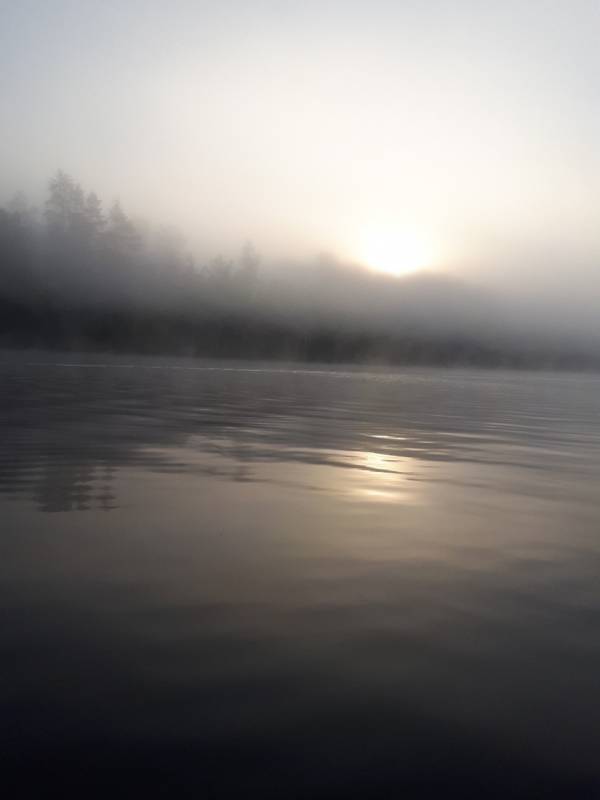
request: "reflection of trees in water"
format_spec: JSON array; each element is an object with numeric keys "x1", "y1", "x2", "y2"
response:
[
  {"x1": 35, "y1": 459, "x2": 95, "y2": 512},
  {"x1": 2, "y1": 359, "x2": 570, "y2": 513},
  {"x1": 0, "y1": 427, "x2": 257, "y2": 513},
  {"x1": 0, "y1": 451, "x2": 118, "y2": 513},
  {"x1": 97, "y1": 463, "x2": 118, "y2": 511},
  {"x1": 0, "y1": 430, "x2": 176, "y2": 513},
  {"x1": 32, "y1": 460, "x2": 118, "y2": 513}
]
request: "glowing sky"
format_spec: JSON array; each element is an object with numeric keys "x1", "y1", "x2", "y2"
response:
[{"x1": 2, "y1": 0, "x2": 599, "y2": 284}]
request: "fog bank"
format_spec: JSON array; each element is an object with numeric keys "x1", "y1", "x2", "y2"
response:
[{"x1": 1, "y1": 173, "x2": 599, "y2": 369}]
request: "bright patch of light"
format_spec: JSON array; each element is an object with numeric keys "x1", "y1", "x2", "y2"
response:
[{"x1": 357, "y1": 226, "x2": 436, "y2": 277}]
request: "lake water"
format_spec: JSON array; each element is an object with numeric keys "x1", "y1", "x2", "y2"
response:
[{"x1": 2, "y1": 352, "x2": 600, "y2": 797}]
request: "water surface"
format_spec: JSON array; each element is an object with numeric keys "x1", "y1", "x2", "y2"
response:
[{"x1": 2, "y1": 352, "x2": 600, "y2": 797}]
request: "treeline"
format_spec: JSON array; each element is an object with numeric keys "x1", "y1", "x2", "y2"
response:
[
  {"x1": 0, "y1": 171, "x2": 260, "y2": 312},
  {"x1": 0, "y1": 172, "x2": 597, "y2": 368},
  {"x1": 0, "y1": 171, "x2": 287, "y2": 355}
]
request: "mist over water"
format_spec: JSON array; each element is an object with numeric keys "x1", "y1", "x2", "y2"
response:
[{"x1": 2, "y1": 354, "x2": 600, "y2": 796}]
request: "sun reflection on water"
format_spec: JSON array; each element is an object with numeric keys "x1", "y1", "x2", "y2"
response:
[{"x1": 348, "y1": 449, "x2": 420, "y2": 503}]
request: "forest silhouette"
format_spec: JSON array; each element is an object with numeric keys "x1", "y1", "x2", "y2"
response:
[{"x1": 1, "y1": 172, "x2": 597, "y2": 369}]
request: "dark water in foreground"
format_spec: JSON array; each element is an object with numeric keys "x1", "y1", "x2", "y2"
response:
[{"x1": 2, "y1": 352, "x2": 600, "y2": 798}]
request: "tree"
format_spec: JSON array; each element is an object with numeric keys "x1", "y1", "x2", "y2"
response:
[
  {"x1": 84, "y1": 192, "x2": 104, "y2": 239},
  {"x1": 45, "y1": 170, "x2": 84, "y2": 235},
  {"x1": 105, "y1": 201, "x2": 140, "y2": 257},
  {"x1": 0, "y1": 208, "x2": 27, "y2": 298}
]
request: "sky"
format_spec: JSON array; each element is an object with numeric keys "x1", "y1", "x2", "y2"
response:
[{"x1": 1, "y1": 0, "x2": 599, "y2": 293}]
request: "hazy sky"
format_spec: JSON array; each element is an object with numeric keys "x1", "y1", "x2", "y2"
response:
[{"x1": 2, "y1": 0, "x2": 598, "y2": 287}]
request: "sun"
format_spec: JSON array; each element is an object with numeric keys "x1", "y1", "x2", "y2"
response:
[{"x1": 357, "y1": 227, "x2": 435, "y2": 277}]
